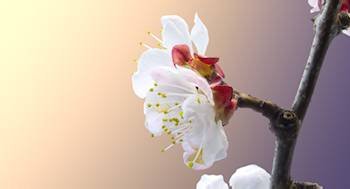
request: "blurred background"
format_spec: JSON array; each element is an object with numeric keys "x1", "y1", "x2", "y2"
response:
[{"x1": 0, "y1": 0, "x2": 349, "y2": 188}]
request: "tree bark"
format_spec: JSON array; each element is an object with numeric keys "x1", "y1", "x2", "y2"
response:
[{"x1": 235, "y1": 0, "x2": 348, "y2": 188}]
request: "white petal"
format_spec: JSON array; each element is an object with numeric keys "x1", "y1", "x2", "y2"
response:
[
  {"x1": 191, "y1": 13, "x2": 209, "y2": 55},
  {"x1": 150, "y1": 66, "x2": 213, "y2": 104},
  {"x1": 161, "y1": 15, "x2": 192, "y2": 52},
  {"x1": 132, "y1": 48, "x2": 173, "y2": 98},
  {"x1": 181, "y1": 95, "x2": 228, "y2": 170},
  {"x1": 203, "y1": 120, "x2": 228, "y2": 163},
  {"x1": 144, "y1": 110, "x2": 165, "y2": 136},
  {"x1": 229, "y1": 164, "x2": 271, "y2": 189},
  {"x1": 196, "y1": 175, "x2": 229, "y2": 189},
  {"x1": 343, "y1": 28, "x2": 350, "y2": 36},
  {"x1": 308, "y1": 0, "x2": 323, "y2": 13}
]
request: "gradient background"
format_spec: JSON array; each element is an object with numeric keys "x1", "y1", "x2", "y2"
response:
[{"x1": 0, "y1": 0, "x2": 349, "y2": 188}]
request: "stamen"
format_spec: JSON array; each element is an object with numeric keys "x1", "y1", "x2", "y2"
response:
[
  {"x1": 161, "y1": 83, "x2": 195, "y2": 93},
  {"x1": 165, "y1": 92, "x2": 193, "y2": 97},
  {"x1": 187, "y1": 162, "x2": 194, "y2": 168},
  {"x1": 139, "y1": 42, "x2": 152, "y2": 49},
  {"x1": 192, "y1": 148, "x2": 203, "y2": 165},
  {"x1": 147, "y1": 31, "x2": 163, "y2": 43},
  {"x1": 157, "y1": 43, "x2": 166, "y2": 49},
  {"x1": 168, "y1": 124, "x2": 191, "y2": 134},
  {"x1": 167, "y1": 104, "x2": 181, "y2": 112},
  {"x1": 179, "y1": 111, "x2": 184, "y2": 119},
  {"x1": 161, "y1": 143, "x2": 175, "y2": 152}
]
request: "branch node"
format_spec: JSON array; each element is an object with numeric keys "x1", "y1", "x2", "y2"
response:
[{"x1": 270, "y1": 110, "x2": 299, "y2": 140}]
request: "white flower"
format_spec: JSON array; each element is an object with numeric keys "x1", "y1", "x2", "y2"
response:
[
  {"x1": 307, "y1": 0, "x2": 350, "y2": 36},
  {"x1": 132, "y1": 13, "x2": 210, "y2": 99},
  {"x1": 196, "y1": 165, "x2": 270, "y2": 189},
  {"x1": 196, "y1": 175, "x2": 229, "y2": 189},
  {"x1": 132, "y1": 14, "x2": 229, "y2": 170},
  {"x1": 143, "y1": 66, "x2": 228, "y2": 170},
  {"x1": 229, "y1": 164, "x2": 270, "y2": 189}
]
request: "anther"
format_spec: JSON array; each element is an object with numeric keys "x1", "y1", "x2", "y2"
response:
[{"x1": 187, "y1": 162, "x2": 194, "y2": 168}]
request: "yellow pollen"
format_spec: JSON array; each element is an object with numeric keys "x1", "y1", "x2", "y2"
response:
[
  {"x1": 149, "y1": 88, "x2": 154, "y2": 92},
  {"x1": 179, "y1": 111, "x2": 184, "y2": 119},
  {"x1": 187, "y1": 162, "x2": 194, "y2": 168}
]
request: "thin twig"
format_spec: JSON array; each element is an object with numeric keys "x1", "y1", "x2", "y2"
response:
[{"x1": 234, "y1": 90, "x2": 282, "y2": 120}]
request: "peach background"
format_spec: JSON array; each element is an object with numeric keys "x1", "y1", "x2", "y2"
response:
[{"x1": 1, "y1": 0, "x2": 350, "y2": 188}]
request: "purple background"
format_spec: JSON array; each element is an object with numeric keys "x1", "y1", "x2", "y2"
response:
[{"x1": 1, "y1": 0, "x2": 349, "y2": 188}]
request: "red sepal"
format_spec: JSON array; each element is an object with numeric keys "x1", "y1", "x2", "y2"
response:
[
  {"x1": 341, "y1": 0, "x2": 350, "y2": 11},
  {"x1": 212, "y1": 84, "x2": 237, "y2": 125},
  {"x1": 194, "y1": 53, "x2": 219, "y2": 65},
  {"x1": 172, "y1": 44, "x2": 192, "y2": 66},
  {"x1": 214, "y1": 64, "x2": 225, "y2": 78},
  {"x1": 212, "y1": 85, "x2": 233, "y2": 107}
]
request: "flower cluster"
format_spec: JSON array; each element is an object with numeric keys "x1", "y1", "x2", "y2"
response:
[
  {"x1": 196, "y1": 165, "x2": 271, "y2": 189},
  {"x1": 132, "y1": 14, "x2": 237, "y2": 170},
  {"x1": 308, "y1": 0, "x2": 350, "y2": 35}
]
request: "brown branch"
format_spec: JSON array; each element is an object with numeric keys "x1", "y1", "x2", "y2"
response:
[
  {"x1": 235, "y1": 90, "x2": 300, "y2": 189},
  {"x1": 234, "y1": 0, "x2": 348, "y2": 188},
  {"x1": 234, "y1": 90, "x2": 282, "y2": 120},
  {"x1": 271, "y1": 0, "x2": 342, "y2": 188},
  {"x1": 292, "y1": 0, "x2": 342, "y2": 121},
  {"x1": 292, "y1": 182, "x2": 323, "y2": 189}
]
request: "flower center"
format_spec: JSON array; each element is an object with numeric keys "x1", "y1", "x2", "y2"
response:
[
  {"x1": 189, "y1": 57, "x2": 214, "y2": 78},
  {"x1": 146, "y1": 82, "x2": 208, "y2": 152}
]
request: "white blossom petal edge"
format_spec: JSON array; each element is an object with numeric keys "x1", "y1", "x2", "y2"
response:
[
  {"x1": 196, "y1": 175, "x2": 229, "y2": 189},
  {"x1": 161, "y1": 13, "x2": 209, "y2": 54},
  {"x1": 132, "y1": 48, "x2": 173, "y2": 98},
  {"x1": 191, "y1": 13, "x2": 209, "y2": 55},
  {"x1": 229, "y1": 164, "x2": 270, "y2": 189},
  {"x1": 308, "y1": 0, "x2": 322, "y2": 13}
]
